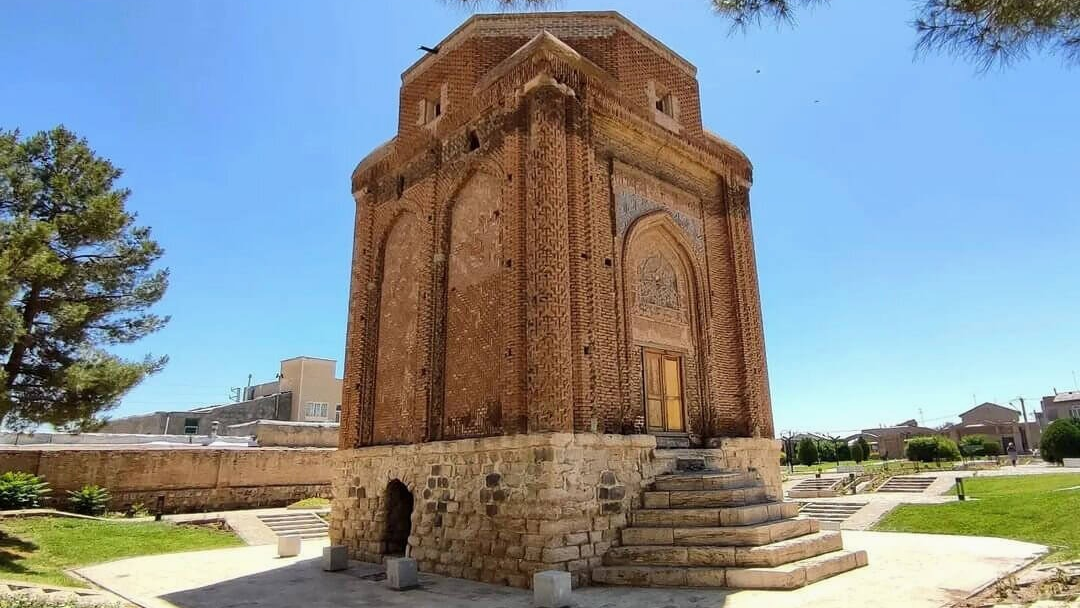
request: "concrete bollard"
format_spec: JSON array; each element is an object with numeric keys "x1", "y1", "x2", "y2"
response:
[
  {"x1": 385, "y1": 556, "x2": 418, "y2": 590},
  {"x1": 277, "y1": 535, "x2": 301, "y2": 558},
  {"x1": 533, "y1": 570, "x2": 571, "y2": 608},
  {"x1": 322, "y1": 545, "x2": 348, "y2": 571}
]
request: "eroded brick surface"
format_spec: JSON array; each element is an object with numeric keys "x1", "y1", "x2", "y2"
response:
[{"x1": 341, "y1": 11, "x2": 771, "y2": 448}]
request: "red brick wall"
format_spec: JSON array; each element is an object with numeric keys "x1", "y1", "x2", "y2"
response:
[
  {"x1": 372, "y1": 212, "x2": 428, "y2": 444},
  {"x1": 341, "y1": 13, "x2": 773, "y2": 449},
  {"x1": 442, "y1": 172, "x2": 504, "y2": 438}
]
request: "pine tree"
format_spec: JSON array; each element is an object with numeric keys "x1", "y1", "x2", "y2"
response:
[
  {"x1": 476, "y1": 0, "x2": 1080, "y2": 68},
  {"x1": 0, "y1": 126, "x2": 168, "y2": 431}
]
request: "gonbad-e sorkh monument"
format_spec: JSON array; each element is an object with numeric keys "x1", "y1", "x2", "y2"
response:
[{"x1": 330, "y1": 11, "x2": 866, "y2": 590}]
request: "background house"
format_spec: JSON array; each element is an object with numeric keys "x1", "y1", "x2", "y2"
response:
[
  {"x1": 858, "y1": 420, "x2": 937, "y2": 459},
  {"x1": 101, "y1": 356, "x2": 343, "y2": 435},
  {"x1": 943, "y1": 402, "x2": 1040, "y2": 453},
  {"x1": 1038, "y1": 391, "x2": 1080, "y2": 426}
]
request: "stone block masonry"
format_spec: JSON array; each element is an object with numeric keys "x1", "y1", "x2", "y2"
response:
[
  {"x1": 0, "y1": 447, "x2": 331, "y2": 513},
  {"x1": 330, "y1": 433, "x2": 779, "y2": 588}
]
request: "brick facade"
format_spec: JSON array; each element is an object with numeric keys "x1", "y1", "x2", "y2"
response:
[
  {"x1": 332, "y1": 12, "x2": 784, "y2": 589},
  {"x1": 340, "y1": 11, "x2": 773, "y2": 450}
]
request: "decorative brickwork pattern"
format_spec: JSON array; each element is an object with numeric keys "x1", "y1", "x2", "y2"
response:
[
  {"x1": 372, "y1": 212, "x2": 427, "y2": 444},
  {"x1": 443, "y1": 172, "x2": 504, "y2": 438},
  {"x1": 340, "y1": 10, "x2": 772, "y2": 448}
]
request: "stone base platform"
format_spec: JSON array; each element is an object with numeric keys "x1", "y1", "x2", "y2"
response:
[
  {"x1": 329, "y1": 433, "x2": 800, "y2": 588},
  {"x1": 592, "y1": 468, "x2": 867, "y2": 589}
]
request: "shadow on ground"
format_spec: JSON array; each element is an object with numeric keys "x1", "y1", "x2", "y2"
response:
[
  {"x1": 0, "y1": 531, "x2": 38, "y2": 576},
  {"x1": 161, "y1": 557, "x2": 733, "y2": 608}
]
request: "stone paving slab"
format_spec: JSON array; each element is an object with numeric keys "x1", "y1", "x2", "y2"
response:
[
  {"x1": 0, "y1": 578, "x2": 128, "y2": 607},
  {"x1": 77, "y1": 531, "x2": 1046, "y2": 608}
]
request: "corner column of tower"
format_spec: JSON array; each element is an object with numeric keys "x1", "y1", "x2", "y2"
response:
[{"x1": 524, "y1": 79, "x2": 575, "y2": 433}]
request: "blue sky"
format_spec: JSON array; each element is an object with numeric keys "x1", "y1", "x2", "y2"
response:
[{"x1": 2, "y1": 1, "x2": 1077, "y2": 434}]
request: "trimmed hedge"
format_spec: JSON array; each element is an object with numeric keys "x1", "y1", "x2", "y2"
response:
[
  {"x1": 1040, "y1": 418, "x2": 1080, "y2": 464},
  {"x1": 906, "y1": 435, "x2": 961, "y2": 462}
]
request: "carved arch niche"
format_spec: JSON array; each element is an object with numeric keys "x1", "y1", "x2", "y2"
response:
[
  {"x1": 372, "y1": 211, "x2": 427, "y2": 444},
  {"x1": 622, "y1": 213, "x2": 705, "y2": 435},
  {"x1": 442, "y1": 171, "x2": 504, "y2": 439}
]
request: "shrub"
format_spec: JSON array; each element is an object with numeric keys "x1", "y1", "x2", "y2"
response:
[
  {"x1": 797, "y1": 437, "x2": 818, "y2": 466},
  {"x1": 67, "y1": 484, "x2": 110, "y2": 516},
  {"x1": 836, "y1": 443, "x2": 852, "y2": 461},
  {"x1": 0, "y1": 471, "x2": 51, "y2": 510},
  {"x1": 851, "y1": 442, "x2": 864, "y2": 463},
  {"x1": 815, "y1": 439, "x2": 837, "y2": 463},
  {"x1": 857, "y1": 437, "x2": 872, "y2": 461},
  {"x1": 906, "y1": 436, "x2": 961, "y2": 462},
  {"x1": 1040, "y1": 418, "x2": 1080, "y2": 464},
  {"x1": 960, "y1": 434, "x2": 1002, "y2": 457}
]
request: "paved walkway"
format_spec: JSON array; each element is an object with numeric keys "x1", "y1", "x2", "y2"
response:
[{"x1": 77, "y1": 531, "x2": 1046, "y2": 608}]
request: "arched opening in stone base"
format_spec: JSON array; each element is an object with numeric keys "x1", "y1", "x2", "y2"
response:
[{"x1": 383, "y1": 480, "x2": 413, "y2": 556}]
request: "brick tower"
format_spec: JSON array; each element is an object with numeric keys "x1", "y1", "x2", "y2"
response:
[{"x1": 331, "y1": 11, "x2": 865, "y2": 589}]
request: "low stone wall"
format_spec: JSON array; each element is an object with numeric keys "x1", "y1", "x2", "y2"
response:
[
  {"x1": 226, "y1": 420, "x2": 339, "y2": 448},
  {"x1": 0, "y1": 447, "x2": 332, "y2": 513},
  {"x1": 330, "y1": 433, "x2": 780, "y2": 588}
]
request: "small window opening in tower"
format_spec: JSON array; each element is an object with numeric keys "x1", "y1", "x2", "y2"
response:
[{"x1": 656, "y1": 92, "x2": 674, "y2": 118}]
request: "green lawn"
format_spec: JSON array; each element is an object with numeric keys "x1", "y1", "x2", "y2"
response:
[
  {"x1": 0, "y1": 517, "x2": 243, "y2": 588},
  {"x1": 286, "y1": 497, "x2": 330, "y2": 509},
  {"x1": 874, "y1": 473, "x2": 1080, "y2": 562}
]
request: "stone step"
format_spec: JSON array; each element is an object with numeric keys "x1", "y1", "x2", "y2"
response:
[
  {"x1": 592, "y1": 548, "x2": 868, "y2": 590},
  {"x1": 643, "y1": 485, "x2": 767, "y2": 509},
  {"x1": 259, "y1": 513, "x2": 324, "y2": 521},
  {"x1": 676, "y1": 457, "x2": 707, "y2": 471},
  {"x1": 264, "y1": 522, "x2": 329, "y2": 532},
  {"x1": 274, "y1": 531, "x2": 324, "y2": 539},
  {"x1": 630, "y1": 500, "x2": 797, "y2": 528},
  {"x1": 605, "y1": 531, "x2": 843, "y2": 568},
  {"x1": 877, "y1": 477, "x2": 935, "y2": 493},
  {"x1": 652, "y1": 471, "x2": 759, "y2": 492},
  {"x1": 622, "y1": 516, "x2": 818, "y2": 547}
]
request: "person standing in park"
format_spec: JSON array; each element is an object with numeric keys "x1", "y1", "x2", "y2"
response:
[{"x1": 1007, "y1": 442, "x2": 1018, "y2": 467}]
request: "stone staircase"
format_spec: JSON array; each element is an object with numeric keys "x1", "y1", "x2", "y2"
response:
[
  {"x1": 255, "y1": 511, "x2": 329, "y2": 539},
  {"x1": 796, "y1": 502, "x2": 865, "y2": 524},
  {"x1": 877, "y1": 476, "x2": 935, "y2": 493},
  {"x1": 787, "y1": 476, "x2": 846, "y2": 498},
  {"x1": 592, "y1": 464, "x2": 867, "y2": 589}
]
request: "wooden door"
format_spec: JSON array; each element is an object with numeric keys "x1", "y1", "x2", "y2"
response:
[{"x1": 643, "y1": 349, "x2": 685, "y2": 433}]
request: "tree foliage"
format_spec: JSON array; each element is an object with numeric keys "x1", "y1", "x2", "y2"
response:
[
  {"x1": 836, "y1": 442, "x2": 851, "y2": 461},
  {"x1": 850, "y1": 441, "x2": 864, "y2": 463},
  {"x1": 0, "y1": 126, "x2": 168, "y2": 431},
  {"x1": 471, "y1": 0, "x2": 1080, "y2": 68},
  {"x1": 1040, "y1": 418, "x2": 1080, "y2": 464},
  {"x1": 797, "y1": 437, "x2": 819, "y2": 466},
  {"x1": 718, "y1": 0, "x2": 1080, "y2": 69},
  {"x1": 906, "y1": 435, "x2": 962, "y2": 462},
  {"x1": 857, "y1": 436, "x2": 872, "y2": 460},
  {"x1": 960, "y1": 434, "x2": 1002, "y2": 456}
]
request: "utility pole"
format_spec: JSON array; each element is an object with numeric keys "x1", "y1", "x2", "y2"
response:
[
  {"x1": 780, "y1": 431, "x2": 796, "y2": 474},
  {"x1": 1017, "y1": 397, "x2": 1029, "y2": 452}
]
